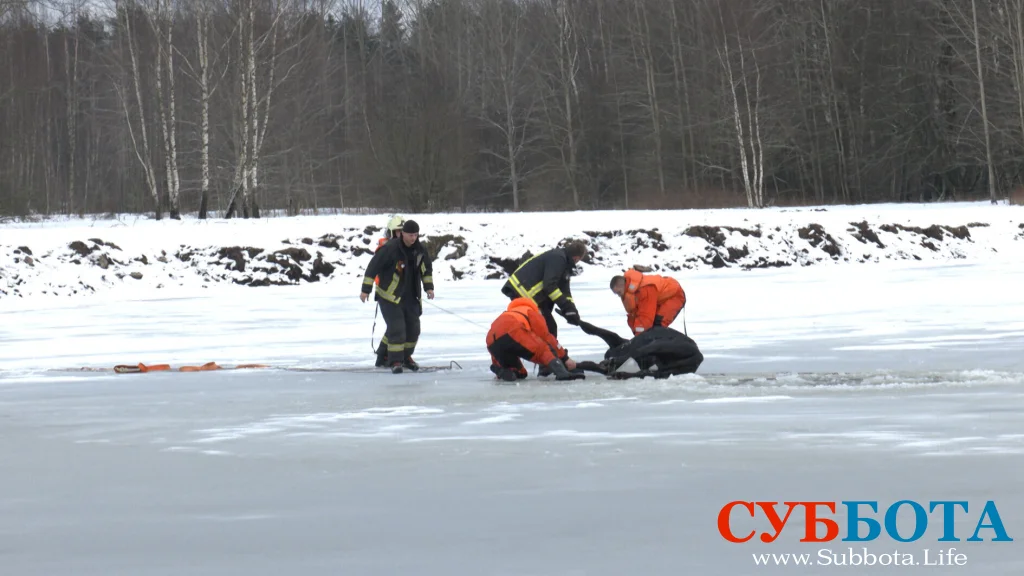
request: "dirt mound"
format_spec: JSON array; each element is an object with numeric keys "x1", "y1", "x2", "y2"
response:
[{"x1": 798, "y1": 224, "x2": 842, "y2": 258}]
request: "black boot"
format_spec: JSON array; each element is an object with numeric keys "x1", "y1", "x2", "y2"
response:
[
  {"x1": 546, "y1": 359, "x2": 570, "y2": 379},
  {"x1": 390, "y1": 362, "x2": 403, "y2": 374},
  {"x1": 547, "y1": 359, "x2": 584, "y2": 381},
  {"x1": 374, "y1": 343, "x2": 388, "y2": 367},
  {"x1": 490, "y1": 365, "x2": 518, "y2": 382},
  {"x1": 403, "y1": 357, "x2": 419, "y2": 372}
]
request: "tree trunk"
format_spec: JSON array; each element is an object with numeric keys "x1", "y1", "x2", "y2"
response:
[
  {"x1": 198, "y1": 9, "x2": 211, "y2": 219},
  {"x1": 717, "y1": 4, "x2": 764, "y2": 208},
  {"x1": 64, "y1": 26, "x2": 79, "y2": 215},
  {"x1": 556, "y1": 0, "x2": 580, "y2": 207},
  {"x1": 668, "y1": 0, "x2": 694, "y2": 194},
  {"x1": 633, "y1": 0, "x2": 665, "y2": 197},
  {"x1": 121, "y1": 1, "x2": 162, "y2": 219},
  {"x1": 972, "y1": 0, "x2": 997, "y2": 203}
]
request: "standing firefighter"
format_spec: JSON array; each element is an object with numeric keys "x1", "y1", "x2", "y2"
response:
[
  {"x1": 360, "y1": 220, "x2": 434, "y2": 373},
  {"x1": 486, "y1": 297, "x2": 582, "y2": 382},
  {"x1": 609, "y1": 269, "x2": 686, "y2": 336},
  {"x1": 370, "y1": 215, "x2": 407, "y2": 365},
  {"x1": 501, "y1": 241, "x2": 587, "y2": 335}
]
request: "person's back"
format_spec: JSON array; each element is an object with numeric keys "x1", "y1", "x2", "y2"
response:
[
  {"x1": 611, "y1": 269, "x2": 686, "y2": 335},
  {"x1": 486, "y1": 297, "x2": 580, "y2": 381},
  {"x1": 500, "y1": 242, "x2": 587, "y2": 332}
]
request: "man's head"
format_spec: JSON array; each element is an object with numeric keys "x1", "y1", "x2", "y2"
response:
[
  {"x1": 564, "y1": 240, "x2": 587, "y2": 263},
  {"x1": 609, "y1": 275, "x2": 626, "y2": 297},
  {"x1": 401, "y1": 220, "x2": 420, "y2": 246}
]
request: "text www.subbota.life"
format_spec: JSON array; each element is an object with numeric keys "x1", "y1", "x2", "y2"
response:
[{"x1": 752, "y1": 548, "x2": 968, "y2": 567}]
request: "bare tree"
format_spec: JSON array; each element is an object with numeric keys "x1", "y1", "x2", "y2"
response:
[
  {"x1": 971, "y1": 0, "x2": 997, "y2": 203},
  {"x1": 536, "y1": 0, "x2": 582, "y2": 208},
  {"x1": 149, "y1": 0, "x2": 181, "y2": 218},
  {"x1": 63, "y1": 0, "x2": 82, "y2": 214},
  {"x1": 999, "y1": 0, "x2": 1024, "y2": 163},
  {"x1": 478, "y1": 0, "x2": 538, "y2": 210},
  {"x1": 117, "y1": 0, "x2": 163, "y2": 218},
  {"x1": 6, "y1": 0, "x2": 1024, "y2": 219},
  {"x1": 716, "y1": 1, "x2": 764, "y2": 208},
  {"x1": 667, "y1": 0, "x2": 696, "y2": 194},
  {"x1": 629, "y1": 0, "x2": 665, "y2": 198},
  {"x1": 195, "y1": 0, "x2": 213, "y2": 217},
  {"x1": 225, "y1": 0, "x2": 291, "y2": 218},
  {"x1": 175, "y1": 0, "x2": 233, "y2": 218}
]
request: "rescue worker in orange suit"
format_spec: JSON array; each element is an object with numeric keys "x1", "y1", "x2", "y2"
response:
[
  {"x1": 371, "y1": 215, "x2": 407, "y2": 366},
  {"x1": 361, "y1": 219, "x2": 434, "y2": 373},
  {"x1": 486, "y1": 297, "x2": 583, "y2": 382},
  {"x1": 609, "y1": 269, "x2": 686, "y2": 336}
]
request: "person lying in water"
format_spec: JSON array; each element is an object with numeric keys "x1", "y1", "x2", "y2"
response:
[{"x1": 554, "y1": 309, "x2": 703, "y2": 379}]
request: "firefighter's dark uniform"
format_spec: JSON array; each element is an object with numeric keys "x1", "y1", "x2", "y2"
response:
[
  {"x1": 362, "y1": 237, "x2": 434, "y2": 371},
  {"x1": 500, "y1": 247, "x2": 580, "y2": 337},
  {"x1": 371, "y1": 234, "x2": 399, "y2": 365}
]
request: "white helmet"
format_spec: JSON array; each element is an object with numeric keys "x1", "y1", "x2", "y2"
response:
[{"x1": 386, "y1": 215, "x2": 405, "y2": 232}]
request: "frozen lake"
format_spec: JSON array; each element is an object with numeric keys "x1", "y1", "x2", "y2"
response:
[
  {"x1": 2, "y1": 260, "x2": 1023, "y2": 574},
  {"x1": 1, "y1": 367, "x2": 1023, "y2": 575}
]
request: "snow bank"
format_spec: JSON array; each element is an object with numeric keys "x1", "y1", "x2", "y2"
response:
[{"x1": 2, "y1": 202, "x2": 1023, "y2": 299}]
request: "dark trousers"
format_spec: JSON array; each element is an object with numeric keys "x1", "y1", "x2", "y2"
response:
[
  {"x1": 504, "y1": 293, "x2": 557, "y2": 336},
  {"x1": 376, "y1": 299, "x2": 421, "y2": 365},
  {"x1": 502, "y1": 293, "x2": 557, "y2": 376},
  {"x1": 487, "y1": 334, "x2": 532, "y2": 379}
]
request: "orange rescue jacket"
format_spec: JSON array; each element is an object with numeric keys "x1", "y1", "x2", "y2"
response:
[
  {"x1": 620, "y1": 269, "x2": 685, "y2": 333},
  {"x1": 490, "y1": 297, "x2": 567, "y2": 363}
]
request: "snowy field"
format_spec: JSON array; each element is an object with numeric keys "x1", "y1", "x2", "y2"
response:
[{"x1": 1, "y1": 202, "x2": 1023, "y2": 574}]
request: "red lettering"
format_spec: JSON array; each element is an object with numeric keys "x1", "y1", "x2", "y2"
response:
[
  {"x1": 757, "y1": 502, "x2": 800, "y2": 543},
  {"x1": 799, "y1": 502, "x2": 839, "y2": 542},
  {"x1": 719, "y1": 501, "x2": 841, "y2": 543},
  {"x1": 718, "y1": 501, "x2": 756, "y2": 543}
]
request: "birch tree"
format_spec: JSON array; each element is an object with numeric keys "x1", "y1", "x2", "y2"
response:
[
  {"x1": 225, "y1": 0, "x2": 291, "y2": 218},
  {"x1": 717, "y1": 2, "x2": 764, "y2": 208},
  {"x1": 176, "y1": 0, "x2": 233, "y2": 218},
  {"x1": 971, "y1": 0, "x2": 997, "y2": 203},
  {"x1": 62, "y1": 0, "x2": 81, "y2": 214},
  {"x1": 117, "y1": 0, "x2": 163, "y2": 218},
  {"x1": 149, "y1": 0, "x2": 181, "y2": 218},
  {"x1": 537, "y1": 0, "x2": 582, "y2": 208}
]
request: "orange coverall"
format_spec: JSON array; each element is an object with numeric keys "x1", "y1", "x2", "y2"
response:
[
  {"x1": 620, "y1": 269, "x2": 686, "y2": 336},
  {"x1": 486, "y1": 297, "x2": 568, "y2": 378}
]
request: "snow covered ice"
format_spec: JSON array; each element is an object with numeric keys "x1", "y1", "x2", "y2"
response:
[{"x1": 2, "y1": 201, "x2": 1024, "y2": 575}]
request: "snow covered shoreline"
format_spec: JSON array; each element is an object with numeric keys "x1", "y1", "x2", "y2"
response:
[{"x1": 3, "y1": 202, "x2": 1023, "y2": 299}]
